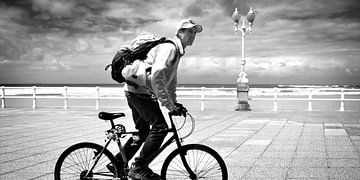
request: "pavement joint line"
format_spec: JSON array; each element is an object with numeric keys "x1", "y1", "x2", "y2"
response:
[
  {"x1": 0, "y1": 136, "x2": 102, "y2": 165},
  {"x1": 28, "y1": 172, "x2": 53, "y2": 180},
  {"x1": 284, "y1": 115, "x2": 307, "y2": 179},
  {"x1": 241, "y1": 113, "x2": 289, "y2": 179},
  {"x1": 197, "y1": 114, "x2": 245, "y2": 144},
  {"x1": 0, "y1": 120, "x2": 101, "y2": 142},
  {"x1": 0, "y1": 124, "x2": 104, "y2": 148},
  {"x1": 191, "y1": 114, "x2": 224, "y2": 135},
  {"x1": 201, "y1": 114, "x2": 272, "y2": 160},
  {"x1": 0, "y1": 158, "x2": 57, "y2": 176},
  {"x1": 0, "y1": 129, "x2": 104, "y2": 156}
]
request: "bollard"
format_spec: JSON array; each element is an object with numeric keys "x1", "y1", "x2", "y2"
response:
[
  {"x1": 273, "y1": 87, "x2": 278, "y2": 111},
  {"x1": 64, "y1": 86, "x2": 68, "y2": 109},
  {"x1": 307, "y1": 88, "x2": 312, "y2": 111},
  {"x1": 340, "y1": 88, "x2": 344, "y2": 111},
  {"x1": 200, "y1": 87, "x2": 205, "y2": 111},
  {"x1": 235, "y1": 80, "x2": 251, "y2": 111},
  {"x1": 32, "y1": 86, "x2": 37, "y2": 109},
  {"x1": 96, "y1": 86, "x2": 100, "y2": 110},
  {"x1": 1, "y1": 86, "x2": 5, "y2": 108}
]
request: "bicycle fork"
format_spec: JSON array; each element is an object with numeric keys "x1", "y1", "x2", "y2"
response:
[
  {"x1": 179, "y1": 151, "x2": 198, "y2": 180},
  {"x1": 170, "y1": 114, "x2": 197, "y2": 180}
]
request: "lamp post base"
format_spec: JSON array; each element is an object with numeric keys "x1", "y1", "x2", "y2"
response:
[
  {"x1": 235, "y1": 101, "x2": 251, "y2": 111},
  {"x1": 235, "y1": 78, "x2": 251, "y2": 111}
]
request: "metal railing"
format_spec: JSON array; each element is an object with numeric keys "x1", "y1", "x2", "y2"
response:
[{"x1": 1, "y1": 86, "x2": 359, "y2": 111}]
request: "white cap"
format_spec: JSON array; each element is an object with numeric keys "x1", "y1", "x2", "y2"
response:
[{"x1": 176, "y1": 19, "x2": 203, "y2": 34}]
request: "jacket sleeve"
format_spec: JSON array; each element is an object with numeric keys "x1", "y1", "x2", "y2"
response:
[
  {"x1": 168, "y1": 75, "x2": 177, "y2": 104},
  {"x1": 150, "y1": 43, "x2": 177, "y2": 110}
]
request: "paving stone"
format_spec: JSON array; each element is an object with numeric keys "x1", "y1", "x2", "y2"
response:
[
  {"x1": 244, "y1": 167, "x2": 287, "y2": 179},
  {"x1": 243, "y1": 139, "x2": 272, "y2": 146},
  {"x1": 225, "y1": 157, "x2": 257, "y2": 167},
  {"x1": 266, "y1": 145, "x2": 297, "y2": 152},
  {"x1": 325, "y1": 129, "x2": 348, "y2": 136},
  {"x1": 227, "y1": 167, "x2": 248, "y2": 179},
  {"x1": 296, "y1": 145, "x2": 326, "y2": 152},
  {"x1": 327, "y1": 151, "x2": 360, "y2": 159},
  {"x1": 271, "y1": 140, "x2": 298, "y2": 146},
  {"x1": 325, "y1": 123, "x2": 343, "y2": 127},
  {"x1": 288, "y1": 167, "x2": 329, "y2": 179},
  {"x1": 261, "y1": 150, "x2": 295, "y2": 158},
  {"x1": 299, "y1": 136, "x2": 325, "y2": 141},
  {"x1": 326, "y1": 145, "x2": 357, "y2": 152},
  {"x1": 328, "y1": 167, "x2": 360, "y2": 179},
  {"x1": 294, "y1": 151, "x2": 327, "y2": 159},
  {"x1": 253, "y1": 157, "x2": 292, "y2": 167},
  {"x1": 325, "y1": 136, "x2": 351, "y2": 141},
  {"x1": 236, "y1": 145, "x2": 268, "y2": 152},
  {"x1": 328, "y1": 159, "x2": 360, "y2": 167},
  {"x1": 350, "y1": 136, "x2": 360, "y2": 141},
  {"x1": 227, "y1": 150, "x2": 263, "y2": 159},
  {"x1": 291, "y1": 158, "x2": 328, "y2": 168}
]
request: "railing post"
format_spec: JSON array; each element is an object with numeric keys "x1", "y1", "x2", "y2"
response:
[
  {"x1": 1, "y1": 86, "x2": 5, "y2": 108},
  {"x1": 307, "y1": 88, "x2": 312, "y2": 111},
  {"x1": 32, "y1": 86, "x2": 37, "y2": 109},
  {"x1": 63, "y1": 86, "x2": 68, "y2": 109},
  {"x1": 96, "y1": 86, "x2": 100, "y2": 110},
  {"x1": 340, "y1": 88, "x2": 345, "y2": 111},
  {"x1": 273, "y1": 87, "x2": 278, "y2": 111},
  {"x1": 200, "y1": 87, "x2": 205, "y2": 111}
]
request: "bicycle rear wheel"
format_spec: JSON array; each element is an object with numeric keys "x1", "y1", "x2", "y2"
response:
[
  {"x1": 54, "y1": 142, "x2": 121, "y2": 180},
  {"x1": 161, "y1": 144, "x2": 228, "y2": 180}
]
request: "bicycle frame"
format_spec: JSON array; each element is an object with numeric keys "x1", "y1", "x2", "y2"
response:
[{"x1": 86, "y1": 112, "x2": 196, "y2": 178}]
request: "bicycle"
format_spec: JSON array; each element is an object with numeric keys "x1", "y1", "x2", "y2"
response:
[{"x1": 54, "y1": 111, "x2": 228, "y2": 180}]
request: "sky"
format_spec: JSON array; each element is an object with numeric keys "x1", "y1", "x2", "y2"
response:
[{"x1": 0, "y1": 0, "x2": 360, "y2": 85}]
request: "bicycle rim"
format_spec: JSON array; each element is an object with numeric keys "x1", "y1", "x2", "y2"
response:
[
  {"x1": 55, "y1": 142, "x2": 119, "y2": 180},
  {"x1": 161, "y1": 144, "x2": 227, "y2": 180}
]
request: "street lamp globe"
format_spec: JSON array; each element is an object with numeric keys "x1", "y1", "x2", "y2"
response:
[
  {"x1": 246, "y1": 7, "x2": 256, "y2": 29},
  {"x1": 232, "y1": 8, "x2": 242, "y2": 31}
]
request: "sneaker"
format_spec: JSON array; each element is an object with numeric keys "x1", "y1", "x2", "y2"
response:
[{"x1": 128, "y1": 163, "x2": 160, "y2": 180}]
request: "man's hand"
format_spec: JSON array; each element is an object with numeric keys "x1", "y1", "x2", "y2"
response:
[{"x1": 170, "y1": 103, "x2": 187, "y2": 117}]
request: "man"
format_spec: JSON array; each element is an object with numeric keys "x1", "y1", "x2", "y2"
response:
[{"x1": 123, "y1": 19, "x2": 202, "y2": 180}]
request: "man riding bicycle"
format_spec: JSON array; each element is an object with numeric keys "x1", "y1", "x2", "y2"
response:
[{"x1": 115, "y1": 19, "x2": 202, "y2": 180}]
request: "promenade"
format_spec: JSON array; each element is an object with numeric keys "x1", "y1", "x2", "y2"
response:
[{"x1": 1, "y1": 107, "x2": 360, "y2": 179}]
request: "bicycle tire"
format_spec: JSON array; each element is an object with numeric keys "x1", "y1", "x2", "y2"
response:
[
  {"x1": 161, "y1": 144, "x2": 228, "y2": 180},
  {"x1": 54, "y1": 142, "x2": 121, "y2": 180}
]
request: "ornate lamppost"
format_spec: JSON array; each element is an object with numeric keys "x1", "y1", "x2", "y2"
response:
[{"x1": 232, "y1": 7, "x2": 255, "y2": 111}]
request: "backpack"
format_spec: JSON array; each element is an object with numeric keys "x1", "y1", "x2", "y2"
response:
[{"x1": 105, "y1": 35, "x2": 175, "y2": 87}]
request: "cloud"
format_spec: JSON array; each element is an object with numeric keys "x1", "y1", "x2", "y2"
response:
[
  {"x1": 32, "y1": 0, "x2": 76, "y2": 17},
  {"x1": 1, "y1": 0, "x2": 360, "y2": 84}
]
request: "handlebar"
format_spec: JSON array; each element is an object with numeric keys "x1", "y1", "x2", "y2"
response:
[{"x1": 168, "y1": 112, "x2": 195, "y2": 140}]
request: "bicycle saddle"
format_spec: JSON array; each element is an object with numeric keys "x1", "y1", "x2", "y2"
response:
[{"x1": 98, "y1": 112, "x2": 125, "y2": 120}]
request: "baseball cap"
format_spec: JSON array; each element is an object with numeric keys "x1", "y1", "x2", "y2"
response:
[{"x1": 176, "y1": 19, "x2": 203, "y2": 34}]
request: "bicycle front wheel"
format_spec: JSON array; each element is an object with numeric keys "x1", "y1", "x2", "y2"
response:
[
  {"x1": 54, "y1": 142, "x2": 121, "y2": 180},
  {"x1": 161, "y1": 144, "x2": 228, "y2": 180}
]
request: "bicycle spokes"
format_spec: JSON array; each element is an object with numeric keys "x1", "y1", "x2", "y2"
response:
[{"x1": 166, "y1": 148, "x2": 224, "y2": 179}]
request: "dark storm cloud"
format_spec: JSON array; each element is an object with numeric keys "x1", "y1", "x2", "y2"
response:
[
  {"x1": 184, "y1": 4, "x2": 207, "y2": 17},
  {"x1": 217, "y1": 0, "x2": 250, "y2": 16},
  {"x1": 0, "y1": 0, "x2": 160, "y2": 62},
  {"x1": 0, "y1": 0, "x2": 157, "y2": 36},
  {"x1": 0, "y1": 35, "x2": 21, "y2": 61},
  {"x1": 267, "y1": 0, "x2": 360, "y2": 22}
]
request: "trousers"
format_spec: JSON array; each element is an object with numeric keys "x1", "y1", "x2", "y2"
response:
[{"x1": 121, "y1": 91, "x2": 168, "y2": 166}]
